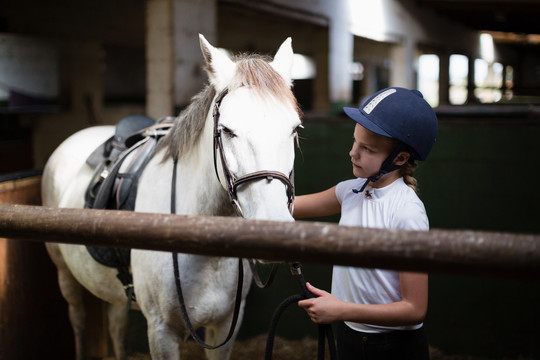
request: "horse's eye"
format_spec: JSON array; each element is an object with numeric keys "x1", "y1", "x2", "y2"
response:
[
  {"x1": 293, "y1": 124, "x2": 303, "y2": 148},
  {"x1": 221, "y1": 126, "x2": 236, "y2": 138}
]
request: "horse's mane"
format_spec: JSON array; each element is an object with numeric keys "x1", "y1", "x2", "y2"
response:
[{"x1": 160, "y1": 54, "x2": 300, "y2": 161}]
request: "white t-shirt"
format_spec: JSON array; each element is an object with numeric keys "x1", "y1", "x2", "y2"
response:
[{"x1": 331, "y1": 177, "x2": 429, "y2": 333}]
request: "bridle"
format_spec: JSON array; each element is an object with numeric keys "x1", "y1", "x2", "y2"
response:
[{"x1": 212, "y1": 88, "x2": 295, "y2": 217}]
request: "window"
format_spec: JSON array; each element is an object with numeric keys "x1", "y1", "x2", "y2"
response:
[
  {"x1": 449, "y1": 54, "x2": 468, "y2": 105},
  {"x1": 417, "y1": 54, "x2": 439, "y2": 107},
  {"x1": 350, "y1": 61, "x2": 364, "y2": 105},
  {"x1": 474, "y1": 59, "x2": 503, "y2": 103}
]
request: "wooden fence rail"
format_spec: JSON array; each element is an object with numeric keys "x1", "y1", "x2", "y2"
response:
[{"x1": 0, "y1": 204, "x2": 539, "y2": 280}]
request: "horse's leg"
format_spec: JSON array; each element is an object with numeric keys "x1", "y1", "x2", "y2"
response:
[
  {"x1": 145, "y1": 317, "x2": 181, "y2": 360},
  {"x1": 107, "y1": 303, "x2": 129, "y2": 360},
  {"x1": 203, "y1": 302, "x2": 246, "y2": 360},
  {"x1": 46, "y1": 243, "x2": 87, "y2": 360}
]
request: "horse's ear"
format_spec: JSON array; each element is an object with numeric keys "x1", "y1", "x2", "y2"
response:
[
  {"x1": 270, "y1": 37, "x2": 294, "y2": 87},
  {"x1": 199, "y1": 34, "x2": 236, "y2": 91}
]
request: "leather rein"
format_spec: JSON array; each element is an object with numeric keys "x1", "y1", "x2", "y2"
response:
[{"x1": 171, "y1": 87, "x2": 295, "y2": 349}]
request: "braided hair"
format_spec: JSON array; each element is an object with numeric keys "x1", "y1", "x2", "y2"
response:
[
  {"x1": 383, "y1": 137, "x2": 419, "y2": 193},
  {"x1": 400, "y1": 159, "x2": 418, "y2": 193}
]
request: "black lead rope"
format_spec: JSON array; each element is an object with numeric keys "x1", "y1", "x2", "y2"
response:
[
  {"x1": 170, "y1": 159, "x2": 245, "y2": 349},
  {"x1": 265, "y1": 263, "x2": 337, "y2": 360}
]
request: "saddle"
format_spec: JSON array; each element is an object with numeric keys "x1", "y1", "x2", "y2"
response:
[{"x1": 84, "y1": 114, "x2": 174, "y2": 302}]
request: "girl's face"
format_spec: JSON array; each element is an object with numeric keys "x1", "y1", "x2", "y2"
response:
[{"x1": 349, "y1": 124, "x2": 395, "y2": 179}]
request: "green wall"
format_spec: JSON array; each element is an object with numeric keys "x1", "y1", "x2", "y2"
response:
[
  {"x1": 416, "y1": 117, "x2": 540, "y2": 358},
  {"x1": 418, "y1": 120, "x2": 540, "y2": 234},
  {"x1": 240, "y1": 115, "x2": 540, "y2": 359}
]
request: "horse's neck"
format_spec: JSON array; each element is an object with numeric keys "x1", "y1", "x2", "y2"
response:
[
  {"x1": 135, "y1": 131, "x2": 231, "y2": 217},
  {"x1": 175, "y1": 141, "x2": 232, "y2": 216}
]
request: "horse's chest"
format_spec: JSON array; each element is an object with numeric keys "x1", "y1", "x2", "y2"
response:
[{"x1": 133, "y1": 252, "x2": 246, "y2": 327}]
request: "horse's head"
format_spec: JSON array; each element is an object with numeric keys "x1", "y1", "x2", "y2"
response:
[{"x1": 200, "y1": 35, "x2": 302, "y2": 221}]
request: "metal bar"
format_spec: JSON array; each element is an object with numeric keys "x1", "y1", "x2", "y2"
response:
[{"x1": 0, "y1": 204, "x2": 539, "y2": 279}]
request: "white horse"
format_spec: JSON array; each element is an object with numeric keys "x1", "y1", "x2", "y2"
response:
[{"x1": 42, "y1": 35, "x2": 301, "y2": 360}]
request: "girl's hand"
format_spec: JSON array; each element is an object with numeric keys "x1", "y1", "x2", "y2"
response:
[
  {"x1": 299, "y1": 273, "x2": 428, "y2": 327},
  {"x1": 297, "y1": 282, "x2": 345, "y2": 324}
]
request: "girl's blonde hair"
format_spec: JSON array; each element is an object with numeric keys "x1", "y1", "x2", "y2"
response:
[
  {"x1": 381, "y1": 136, "x2": 419, "y2": 193},
  {"x1": 400, "y1": 159, "x2": 418, "y2": 193}
]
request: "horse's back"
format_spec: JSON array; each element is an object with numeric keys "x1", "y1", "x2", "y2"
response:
[{"x1": 42, "y1": 126, "x2": 114, "y2": 208}]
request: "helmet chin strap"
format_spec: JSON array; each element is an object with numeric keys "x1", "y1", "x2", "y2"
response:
[{"x1": 352, "y1": 143, "x2": 408, "y2": 194}]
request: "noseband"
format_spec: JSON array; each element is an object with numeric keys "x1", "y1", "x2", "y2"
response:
[{"x1": 212, "y1": 88, "x2": 295, "y2": 217}]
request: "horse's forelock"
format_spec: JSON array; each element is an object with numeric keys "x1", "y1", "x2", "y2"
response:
[{"x1": 231, "y1": 54, "x2": 301, "y2": 116}]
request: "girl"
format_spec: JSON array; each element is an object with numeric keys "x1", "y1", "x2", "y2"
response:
[{"x1": 295, "y1": 87, "x2": 438, "y2": 360}]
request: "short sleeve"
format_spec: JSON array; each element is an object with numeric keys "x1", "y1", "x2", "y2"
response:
[
  {"x1": 335, "y1": 179, "x2": 362, "y2": 205},
  {"x1": 392, "y1": 200, "x2": 429, "y2": 231},
  {"x1": 335, "y1": 181, "x2": 347, "y2": 204}
]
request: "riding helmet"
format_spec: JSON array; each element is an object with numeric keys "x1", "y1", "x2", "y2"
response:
[{"x1": 343, "y1": 87, "x2": 438, "y2": 160}]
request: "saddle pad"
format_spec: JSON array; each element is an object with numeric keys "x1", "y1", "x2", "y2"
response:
[{"x1": 86, "y1": 246, "x2": 131, "y2": 268}]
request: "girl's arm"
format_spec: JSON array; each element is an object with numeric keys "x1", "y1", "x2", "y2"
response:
[
  {"x1": 298, "y1": 272, "x2": 428, "y2": 326},
  {"x1": 293, "y1": 186, "x2": 341, "y2": 219}
]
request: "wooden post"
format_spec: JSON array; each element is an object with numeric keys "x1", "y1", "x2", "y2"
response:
[{"x1": 146, "y1": 0, "x2": 174, "y2": 118}]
